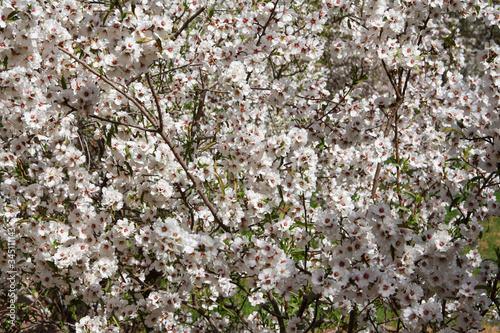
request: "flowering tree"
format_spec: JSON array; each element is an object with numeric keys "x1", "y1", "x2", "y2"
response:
[{"x1": 1, "y1": 0, "x2": 500, "y2": 332}]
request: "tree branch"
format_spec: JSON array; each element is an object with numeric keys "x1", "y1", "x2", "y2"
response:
[
  {"x1": 256, "y1": 1, "x2": 279, "y2": 47},
  {"x1": 60, "y1": 46, "x2": 231, "y2": 233},
  {"x1": 173, "y1": 6, "x2": 206, "y2": 40},
  {"x1": 146, "y1": 73, "x2": 163, "y2": 131},
  {"x1": 267, "y1": 291, "x2": 286, "y2": 333},
  {"x1": 371, "y1": 98, "x2": 403, "y2": 199},
  {"x1": 184, "y1": 295, "x2": 220, "y2": 333},
  {"x1": 58, "y1": 47, "x2": 158, "y2": 128},
  {"x1": 90, "y1": 114, "x2": 158, "y2": 133}
]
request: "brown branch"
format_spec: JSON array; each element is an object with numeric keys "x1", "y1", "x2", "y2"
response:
[
  {"x1": 303, "y1": 299, "x2": 323, "y2": 333},
  {"x1": 347, "y1": 307, "x2": 357, "y2": 333},
  {"x1": 371, "y1": 98, "x2": 403, "y2": 199},
  {"x1": 173, "y1": 6, "x2": 206, "y2": 40},
  {"x1": 267, "y1": 291, "x2": 286, "y2": 333},
  {"x1": 256, "y1": 1, "x2": 279, "y2": 47},
  {"x1": 381, "y1": 60, "x2": 402, "y2": 99},
  {"x1": 306, "y1": 87, "x2": 352, "y2": 129},
  {"x1": 372, "y1": 14, "x2": 430, "y2": 201},
  {"x1": 184, "y1": 295, "x2": 220, "y2": 333},
  {"x1": 297, "y1": 95, "x2": 336, "y2": 103},
  {"x1": 297, "y1": 292, "x2": 321, "y2": 318},
  {"x1": 146, "y1": 73, "x2": 163, "y2": 130},
  {"x1": 157, "y1": 128, "x2": 230, "y2": 232},
  {"x1": 174, "y1": 183, "x2": 196, "y2": 231},
  {"x1": 150, "y1": 62, "x2": 203, "y2": 77},
  {"x1": 58, "y1": 47, "x2": 158, "y2": 128},
  {"x1": 222, "y1": 304, "x2": 255, "y2": 333}
]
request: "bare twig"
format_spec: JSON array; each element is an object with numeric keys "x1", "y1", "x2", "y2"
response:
[
  {"x1": 175, "y1": 183, "x2": 196, "y2": 231},
  {"x1": 381, "y1": 60, "x2": 402, "y2": 100},
  {"x1": 256, "y1": 1, "x2": 279, "y2": 46},
  {"x1": 306, "y1": 87, "x2": 352, "y2": 129},
  {"x1": 184, "y1": 295, "x2": 220, "y2": 333},
  {"x1": 146, "y1": 73, "x2": 163, "y2": 130},
  {"x1": 267, "y1": 291, "x2": 286, "y2": 333},
  {"x1": 371, "y1": 98, "x2": 403, "y2": 199},
  {"x1": 90, "y1": 114, "x2": 158, "y2": 133},
  {"x1": 173, "y1": 6, "x2": 206, "y2": 40},
  {"x1": 150, "y1": 62, "x2": 203, "y2": 77}
]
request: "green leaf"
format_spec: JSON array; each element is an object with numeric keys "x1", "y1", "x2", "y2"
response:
[
  {"x1": 200, "y1": 141, "x2": 217, "y2": 153},
  {"x1": 46, "y1": 261, "x2": 59, "y2": 272},
  {"x1": 104, "y1": 278, "x2": 112, "y2": 293},
  {"x1": 124, "y1": 161, "x2": 133, "y2": 175},
  {"x1": 474, "y1": 285, "x2": 491, "y2": 291},
  {"x1": 6, "y1": 10, "x2": 19, "y2": 22},
  {"x1": 61, "y1": 75, "x2": 67, "y2": 90},
  {"x1": 441, "y1": 127, "x2": 464, "y2": 137},
  {"x1": 208, "y1": 6, "x2": 215, "y2": 18},
  {"x1": 112, "y1": 312, "x2": 122, "y2": 329},
  {"x1": 103, "y1": 9, "x2": 112, "y2": 25},
  {"x1": 156, "y1": 38, "x2": 163, "y2": 52}
]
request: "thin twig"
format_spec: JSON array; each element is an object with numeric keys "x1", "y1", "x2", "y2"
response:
[
  {"x1": 90, "y1": 114, "x2": 158, "y2": 133},
  {"x1": 157, "y1": 126, "x2": 230, "y2": 232},
  {"x1": 371, "y1": 98, "x2": 403, "y2": 199},
  {"x1": 175, "y1": 183, "x2": 196, "y2": 231},
  {"x1": 150, "y1": 62, "x2": 203, "y2": 77},
  {"x1": 381, "y1": 60, "x2": 402, "y2": 99},
  {"x1": 306, "y1": 87, "x2": 352, "y2": 129},
  {"x1": 146, "y1": 73, "x2": 163, "y2": 130},
  {"x1": 173, "y1": 6, "x2": 206, "y2": 40},
  {"x1": 256, "y1": 1, "x2": 279, "y2": 46},
  {"x1": 184, "y1": 295, "x2": 221, "y2": 333},
  {"x1": 58, "y1": 47, "x2": 158, "y2": 128}
]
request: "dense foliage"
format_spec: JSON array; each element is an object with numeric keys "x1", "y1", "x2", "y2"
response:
[{"x1": 1, "y1": 0, "x2": 500, "y2": 332}]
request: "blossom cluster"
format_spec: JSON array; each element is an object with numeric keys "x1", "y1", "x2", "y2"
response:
[{"x1": 0, "y1": 0, "x2": 499, "y2": 332}]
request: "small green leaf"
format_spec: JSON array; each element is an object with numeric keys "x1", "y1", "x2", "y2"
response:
[
  {"x1": 200, "y1": 141, "x2": 217, "y2": 152},
  {"x1": 474, "y1": 285, "x2": 491, "y2": 291},
  {"x1": 112, "y1": 312, "x2": 122, "y2": 328},
  {"x1": 61, "y1": 75, "x2": 67, "y2": 89},
  {"x1": 156, "y1": 38, "x2": 163, "y2": 52},
  {"x1": 46, "y1": 261, "x2": 59, "y2": 271},
  {"x1": 208, "y1": 6, "x2": 215, "y2": 18},
  {"x1": 104, "y1": 278, "x2": 112, "y2": 293},
  {"x1": 6, "y1": 10, "x2": 19, "y2": 22},
  {"x1": 441, "y1": 127, "x2": 464, "y2": 137}
]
